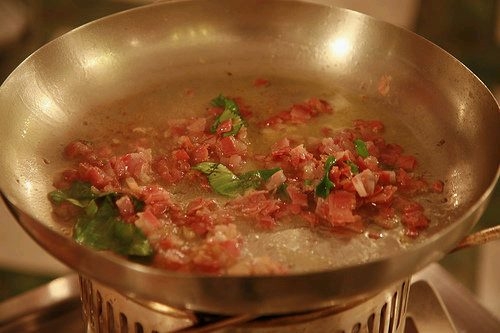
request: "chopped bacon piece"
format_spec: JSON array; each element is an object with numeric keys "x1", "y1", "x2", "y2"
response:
[
  {"x1": 368, "y1": 185, "x2": 397, "y2": 204},
  {"x1": 316, "y1": 191, "x2": 361, "y2": 230},
  {"x1": 271, "y1": 138, "x2": 291, "y2": 158},
  {"x1": 52, "y1": 201, "x2": 82, "y2": 221},
  {"x1": 308, "y1": 97, "x2": 333, "y2": 114},
  {"x1": 396, "y1": 169, "x2": 429, "y2": 193},
  {"x1": 172, "y1": 149, "x2": 190, "y2": 162},
  {"x1": 392, "y1": 197, "x2": 429, "y2": 236},
  {"x1": 287, "y1": 184, "x2": 308, "y2": 208},
  {"x1": 192, "y1": 144, "x2": 209, "y2": 163},
  {"x1": 64, "y1": 140, "x2": 95, "y2": 160},
  {"x1": 290, "y1": 144, "x2": 313, "y2": 167},
  {"x1": 177, "y1": 135, "x2": 194, "y2": 150},
  {"x1": 219, "y1": 136, "x2": 238, "y2": 156},
  {"x1": 78, "y1": 163, "x2": 116, "y2": 190},
  {"x1": 141, "y1": 185, "x2": 176, "y2": 217},
  {"x1": 183, "y1": 198, "x2": 219, "y2": 235},
  {"x1": 352, "y1": 169, "x2": 377, "y2": 197},
  {"x1": 363, "y1": 155, "x2": 380, "y2": 171},
  {"x1": 354, "y1": 119, "x2": 385, "y2": 142},
  {"x1": 372, "y1": 206, "x2": 400, "y2": 229},
  {"x1": 114, "y1": 149, "x2": 153, "y2": 183},
  {"x1": 253, "y1": 78, "x2": 270, "y2": 87},
  {"x1": 378, "y1": 170, "x2": 396, "y2": 185},
  {"x1": 396, "y1": 155, "x2": 417, "y2": 171},
  {"x1": 378, "y1": 74, "x2": 392, "y2": 96},
  {"x1": 135, "y1": 209, "x2": 162, "y2": 236},
  {"x1": 260, "y1": 98, "x2": 333, "y2": 127},
  {"x1": 51, "y1": 92, "x2": 440, "y2": 275},
  {"x1": 216, "y1": 119, "x2": 233, "y2": 135},
  {"x1": 319, "y1": 137, "x2": 339, "y2": 155},
  {"x1": 290, "y1": 104, "x2": 313, "y2": 122},
  {"x1": 365, "y1": 141, "x2": 380, "y2": 158},
  {"x1": 333, "y1": 150, "x2": 356, "y2": 163},
  {"x1": 186, "y1": 117, "x2": 206, "y2": 133},
  {"x1": 378, "y1": 143, "x2": 403, "y2": 166},
  {"x1": 153, "y1": 153, "x2": 190, "y2": 185},
  {"x1": 265, "y1": 169, "x2": 286, "y2": 191},
  {"x1": 191, "y1": 225, "x2": 241, "y2": 273},
  {"x1": 53, "y1": 169, "x2": 80, "y2": 189},
  {"x1": 400, "y1": 202, "x2": 429, "y2": 237},
  {"x1": 431, "y1": 180, "x2": 444, "y2": 193},
  {"x1": 354, "y1": 119, "x2": 384, "y2": 134},
  {"x1": 116, "y1": 195, "x2": 136, "y2": 222},
  {"x1": 228, "y1": 190, "x2": 281, "y2": 229},
  {"x1": 329, "y1": 190, "x2": 356, "y2": 210}
]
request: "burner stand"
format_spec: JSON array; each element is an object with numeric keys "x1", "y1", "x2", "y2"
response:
[{"x1": 80, "y1": 276, "x2": 410, "y2": 333}]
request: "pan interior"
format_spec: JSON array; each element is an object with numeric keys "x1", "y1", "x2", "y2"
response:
[{"x1": 0, "y1": 0, "x2": 497, "y2": 275}]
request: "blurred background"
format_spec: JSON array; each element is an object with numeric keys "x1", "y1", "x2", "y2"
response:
[{"x1": 0, "y1": 0, "x2": 499, "y2": 320}]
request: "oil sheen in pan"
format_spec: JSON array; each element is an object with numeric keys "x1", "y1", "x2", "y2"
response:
[{"x1": 48, "y1": 74, "x2": 455, "y2": 273}]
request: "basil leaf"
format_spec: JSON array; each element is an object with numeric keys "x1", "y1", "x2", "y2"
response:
[
  {"x1": 85, "y1": 199, "x2": 99, "y2": 216},
  {"x1": 131, "y1": 196, "x2": 145, "y2": 212},
  {"x1": 254, "y1": 167, "x2": 282, "y2": 181},
  {"x1": 276, "y1": 183, "x2": 291, "y2": 202},
  {"x1": 49, "y1": 190, "x2": 69, "y2": 205},
  {"x1": 315, "y1": 156, "x2": 336, "y2": 198},
  {"x1": 346, "y1": 160, "x2": 359, "y2": 174},
  {"x1": 354, "y1": 139, "x2": 369, "y2": 158},
  {"x1": 210, "y1": 94, "x2": 245, "y2": 136},
  {"x1": 193, "y1": 162, "x2": 242, "y2": 196},
  {"x1": 49, "y1": 181, "x2": 97, "y2": 206},
  {"x1": 193, "y1": 162, "x2": 282, "y2": 197},
  {"x1": 74, "y1": 195, "x2": 152, "y2": 257},
  {"x1": 50, "y1": 181, "x2": 152, "y2": 257},
  {"x1": 240, "y1": 167, "x2": 282, "y2": 189},
  {"x1": 75, "y1": 216, "x2": 153, "y2": 256}
]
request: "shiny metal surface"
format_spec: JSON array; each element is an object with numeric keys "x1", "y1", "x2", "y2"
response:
[
  {"x1": 411, "y1": 264, "x2": 500, "y2": 333},
  {"x1": 0, "y1": 0, "x2": 499, "y2": 314},
  {"x1": 0, "y1": 274, "x2": 81, "y2": 333},
  {"x1": 406, "y1": 281, "x2": 456, "y2": 333},
  {"x1": 81, "y1": 275, "x2": 410, "y2": 333},
  {"x1": 1, "y1": 264, "x2": 498, "y2": 333}
]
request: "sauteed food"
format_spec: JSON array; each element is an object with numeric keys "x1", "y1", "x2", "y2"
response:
[
  {"x1": 0, "y1": 0, "x2": 496, "y2": 314},
  {"x1": 48, "y1": 81, "x2": 444, "y2": 275}
]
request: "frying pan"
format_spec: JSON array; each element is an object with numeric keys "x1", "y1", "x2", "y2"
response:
[{"x1": 0, "y1": 0, "x2": 499, "y2": 315}]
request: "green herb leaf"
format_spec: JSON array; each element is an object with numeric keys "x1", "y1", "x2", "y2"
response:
[
  {"x1": 239, "y1": 167, "x2": 282, "y2": 189},
  {"x1": 75, "y1": 217, "x2": 153, "y2": 256},
  {"x1": 74, "y1": 195, "x2": 152, "y2": 257},
  {"x1": 50, "y1": 181, "x2": 152, "y2": 257},
  {"x1": 85, "y1": 199, "x2": 99, "y2": 216},
  {"x1": 315, "y1": 156, "x2": 336, "y2": 198},
  {"x1": 131, "y1": 196, "x2": 145, "y2": 212},
  {"x1": 48, "y1": 181, "x2": 97, "y2": 206},
  {"x1": 193, "y1": 162, "x2": 242, "y2": 196},
  {"x1": 254, "y1": 167, "x2": 282, "y2": 181},
  {"x1": 346, "y1": 160, "x2": 359, "y2": 174},
  {"x1": 193, "y1": 162, "x2": 282, "y2": 197},
  {"x1": 276, "y1": 183, "x2": 291, "y2": 202},
  {"x1": 210, "y1": 94, "x2": 245, "y2": 136},
  {"x1": 354, "y1": 139, "x2": 369, "y2": 158}
]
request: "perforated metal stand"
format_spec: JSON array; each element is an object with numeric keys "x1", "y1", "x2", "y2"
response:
[{"x1": 81, "y1": 276, "x2": 410, "y2": 333}]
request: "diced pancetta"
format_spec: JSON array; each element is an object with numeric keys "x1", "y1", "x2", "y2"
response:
[
  {"x1": 352, "y1": 169, "x2": 377, "y2": 197},
  {"x1": 52, "y1": 93, "x2": 439, "y2": 275}
]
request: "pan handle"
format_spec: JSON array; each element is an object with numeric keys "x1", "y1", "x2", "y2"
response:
[{"x1": 450, "y1": 225, "x2": 500, "y2": 253}]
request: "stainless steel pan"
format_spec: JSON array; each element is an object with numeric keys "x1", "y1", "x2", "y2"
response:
[{"x1": 0, "y1": 0, "x2": 498, "y2": 315}]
